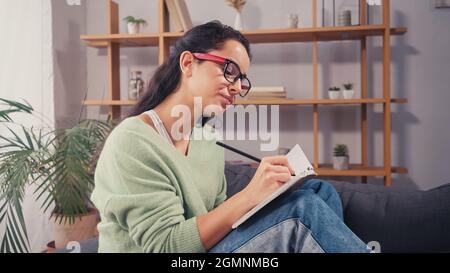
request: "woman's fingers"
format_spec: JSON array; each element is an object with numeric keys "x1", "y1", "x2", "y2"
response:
[
  {"x1": 262, "y1": 156, "x2": 296, "y2": 175},
  {"x1": 269, "y1": 171, "x2": 291, "y2": 183},
  {"x1": 269, "y1": 164, "x2": 291, "y2": 175}
]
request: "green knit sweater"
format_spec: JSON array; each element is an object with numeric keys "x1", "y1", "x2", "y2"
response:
[{"x1": 91, "y1": 117, "x2": 227, "y2": 253}]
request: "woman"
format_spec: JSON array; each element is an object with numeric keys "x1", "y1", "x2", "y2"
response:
[{"x1": 91, "y1": 21, "x2": 369, "y2": 253}]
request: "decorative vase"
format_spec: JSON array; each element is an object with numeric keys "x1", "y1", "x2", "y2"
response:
[
  {"x1": 288, "y1": 14, "x2": 299, "y2": 28},
  {"x1": 343, "y1": 89, "x2": 355, "y2": 99},
  {"x1": 333, "y1": 156, "x2": 349, "y2": 170},
  {"x1": 127, "y1": 22, "x2": 140, "y2": 34},
  {"x1": 128, "y1": 71, "x2": 145, "y2": 100},
  {"x1": 234, "y1": 11, "x2": 243, "y2": 30}
]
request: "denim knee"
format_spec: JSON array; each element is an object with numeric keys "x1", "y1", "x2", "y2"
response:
[
  {"x1": 299, "y1": 179, "x2": 343, "y2": 220},
  {"x1": 283, "y1": 190, "x2": 327, "y2": 229},
  {"x1": 301, "y1": 179, "x2": 337, "y2": 196}
]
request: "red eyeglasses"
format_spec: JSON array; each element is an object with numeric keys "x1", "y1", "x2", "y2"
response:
[{"x1": 193, "y1": 52, "x2": 252, "y2": 97}]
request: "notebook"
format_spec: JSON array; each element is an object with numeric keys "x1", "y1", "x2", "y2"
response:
[{"x1": 232, "y1": 144, "x2": 317, "y2": 229}]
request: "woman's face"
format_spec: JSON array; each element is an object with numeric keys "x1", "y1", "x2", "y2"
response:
[{"x1": 180, "y1": 39, "x2": 251, "y2": 114}]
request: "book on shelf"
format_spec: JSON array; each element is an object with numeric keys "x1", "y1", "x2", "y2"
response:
[
  {"x1": 166, "y1": 0, "x2": 192, "y2": 32},
  {"x1": 248, "y1": 92, "x2": 287, "y2": 99},
  {"x1": 251, "y1": 86, "x2": 286, "y2": 93},
  {"x1": 247, "y1": 86, "x2": 287, "y2": 99},
  {"x1": 165, "y1": 0, "x2": 183, "y2": 32},
  {"x1": 232, "y1": 144, "x2": 317, "y2": 229}
]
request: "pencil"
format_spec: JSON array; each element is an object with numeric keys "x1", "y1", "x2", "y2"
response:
[
  {"x1": 216, "y1": 141, "x2": 261, "y2": 163},
  {"x1": 216, "y1": 141, "x2": 295, "y2": 176}
]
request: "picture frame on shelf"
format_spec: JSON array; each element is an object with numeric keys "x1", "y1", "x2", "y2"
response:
[
  {"x1": 321, "y1": 0, "x2": 361, "y2": 27},
  {"x1": 165, "y1": 0, "x2": 192, "y2": 32}
]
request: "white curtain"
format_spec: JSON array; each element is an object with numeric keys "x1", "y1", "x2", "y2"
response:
[{"x1": 0, "y1": 0, "x2": 55, "y2": 252}]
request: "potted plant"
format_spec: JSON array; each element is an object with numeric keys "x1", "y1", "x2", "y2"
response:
[
  {"x1": 328, "y1": 86, "x2": 341, "y2": 99},
  {"x1": 46, "y1": 119, "x2": 113, "y2": 249},
  {"x1": 333, "y1": 144, "x2": 349, "y2": 170},
  {"x1": 343, "y1": 83, "x2": 354, "y2": 99},
  {"x1": 0, "y1": 98, "x2": 113, "y2": 252},
  {"x1": 123, "y1": 16, "x2": 147, "y2": 34}
]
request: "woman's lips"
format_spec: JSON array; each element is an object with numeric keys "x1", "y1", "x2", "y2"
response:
[{"x1": 219, "y1": 94, "x2": 233, "y2": 105}]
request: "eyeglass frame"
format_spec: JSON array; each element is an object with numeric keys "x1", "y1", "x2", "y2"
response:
[{"x1": 192, "y1": 52, "x2": 252, "y2": 97}]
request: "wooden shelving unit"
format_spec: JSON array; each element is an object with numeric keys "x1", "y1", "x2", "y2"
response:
[
  {"x1": 81, "y1": 0, "x2": 408, "y2": 186},
  {"x1": 81, "y1": 25, "x2": 407, "y2": 47}
]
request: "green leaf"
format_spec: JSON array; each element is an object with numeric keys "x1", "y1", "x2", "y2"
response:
[
  {"x1": 0, "y1": 98, "x2": 33, "y2": 123},
  {"x1": 123, "y1": 15, "x2": 136, "y2": 22},
  {"x1": 0, "y1": 201, "x2": 30, "y2": 253},
  {"x1": 22, "y1": 126, "x2": 35, "y2": 151}
]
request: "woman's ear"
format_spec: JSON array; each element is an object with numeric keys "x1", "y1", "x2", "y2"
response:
[{"x1": 179, "y1": 51, "x2": 195, "y2": 77}]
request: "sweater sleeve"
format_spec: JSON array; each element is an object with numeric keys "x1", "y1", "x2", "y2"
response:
[
  {"x1": 214, "y1": 173, "x2": 227, "y2": 208},
  {"x1": 93, "y1": 129, "x2": 206, "y2": 253}
]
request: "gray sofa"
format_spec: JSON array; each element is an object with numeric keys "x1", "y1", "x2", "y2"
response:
[{"x1": 57, "y1": 163, "x2": 450, "y2": 253}]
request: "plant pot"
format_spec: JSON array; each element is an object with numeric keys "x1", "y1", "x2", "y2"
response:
[
  {"x1": 328, "y1": 91, "x2": 340, "y2": 99},
  {"x1": 343, "y1": 89, "x2": 354, "y2": 99},
  {"x1": 52, "y1": 208, "x2": 99, "y2": 249},
  {"x1": 333, "y1": 156, "x2": 349, "y2": 170},
  {"x1": 127, "y1": 22, "x2": 140, "y2": 34}
]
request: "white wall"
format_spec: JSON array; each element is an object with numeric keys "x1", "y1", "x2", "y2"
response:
[
  {"x1": 0, "y1": 0, "x2": 55, "y2": 252},
  {"x1": 0, "y1": 0, "x2": 88, "y2": 252},
  {"x1": 82, "y1": 0, "x2": 450, "y2": 190}
]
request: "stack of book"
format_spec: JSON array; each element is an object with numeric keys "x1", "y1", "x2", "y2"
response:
[
  {"x1": 165, "y1": 0, "x2": 193, "y2": 32},
  {"x1": 247, "y1": 86, "x2": 287, "y2": 99}
]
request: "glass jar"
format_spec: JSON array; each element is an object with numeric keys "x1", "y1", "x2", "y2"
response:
[{"x1": 128, "y1": 71, "x2": 145, "y2": 100}]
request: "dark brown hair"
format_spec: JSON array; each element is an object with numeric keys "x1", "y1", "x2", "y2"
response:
[{"x1": 127, "y1": 20, "x2": 252, "y2": 117}]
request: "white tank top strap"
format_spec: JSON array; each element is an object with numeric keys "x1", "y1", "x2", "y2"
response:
[{"x1": 144, "y1": 110, "x2": 175, "y2": 147}]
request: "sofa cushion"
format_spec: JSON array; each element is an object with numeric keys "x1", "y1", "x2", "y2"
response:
[
  {"x1": 225, "y1": 163, "x2": 257, "y2": 197},
  {"x1": 330, "y1": 180, "x2": 450, "y2": 253},
  {"x1": 224, "y1": 163, "x2": 450, "y2": 253}
]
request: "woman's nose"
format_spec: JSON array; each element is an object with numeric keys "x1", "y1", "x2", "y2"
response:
[{"x1": 228, "y1": 78, "x2": 242, "y2": 95}]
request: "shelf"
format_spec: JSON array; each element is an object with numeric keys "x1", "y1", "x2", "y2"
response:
[
  {"x1": 237, "y1": 25, "x2": 407, "y2": 44},
  {"x1": 234, "y1": 162, "x2": 408, "y2": 177},
  {"x1": 234, "y1": 98, "x2": 408, "y2": 105},
  {"x1": 80, "y1": 33, "x2": 160, "y2": 48},
  {"x1": 83, "y1": 98, "x2": 407, "y2": 106},
  {"x1": 316, "y1": 164, "x2": 408, "y2": 177},
  {"x1": 83, "y1": 100, "x2": 137, "y2": 106},
  {"x1": 165, "y1": 25, "x2": 407, "y2": 44},
  {"x1": 81, "y1": 25, "x2": 407, "y2": 48}
]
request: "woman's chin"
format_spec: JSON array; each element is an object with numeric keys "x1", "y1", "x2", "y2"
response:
[
  {"x1": 203, "y1": 103, "x2": 226, "y2": 116},
  {"x1": 219, "y1": 101, "x2": 233, "y2": 111}
]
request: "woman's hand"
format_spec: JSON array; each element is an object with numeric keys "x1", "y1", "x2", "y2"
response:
[
  {"x1": 197, "y1": 156, "x2": 295, "y2": 250},
  {"x1": 241, "y1": 156, "x2": 295, "y2": 207}
]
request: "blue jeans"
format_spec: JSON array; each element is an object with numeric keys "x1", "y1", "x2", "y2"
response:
[{"x1": 209, "y1": 179, "x2": 370, "y2": 253}]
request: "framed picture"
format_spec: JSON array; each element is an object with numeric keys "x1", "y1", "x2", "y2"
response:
[{"x1": 321, "y1": 0, "x2": 361, "y2": 27}]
